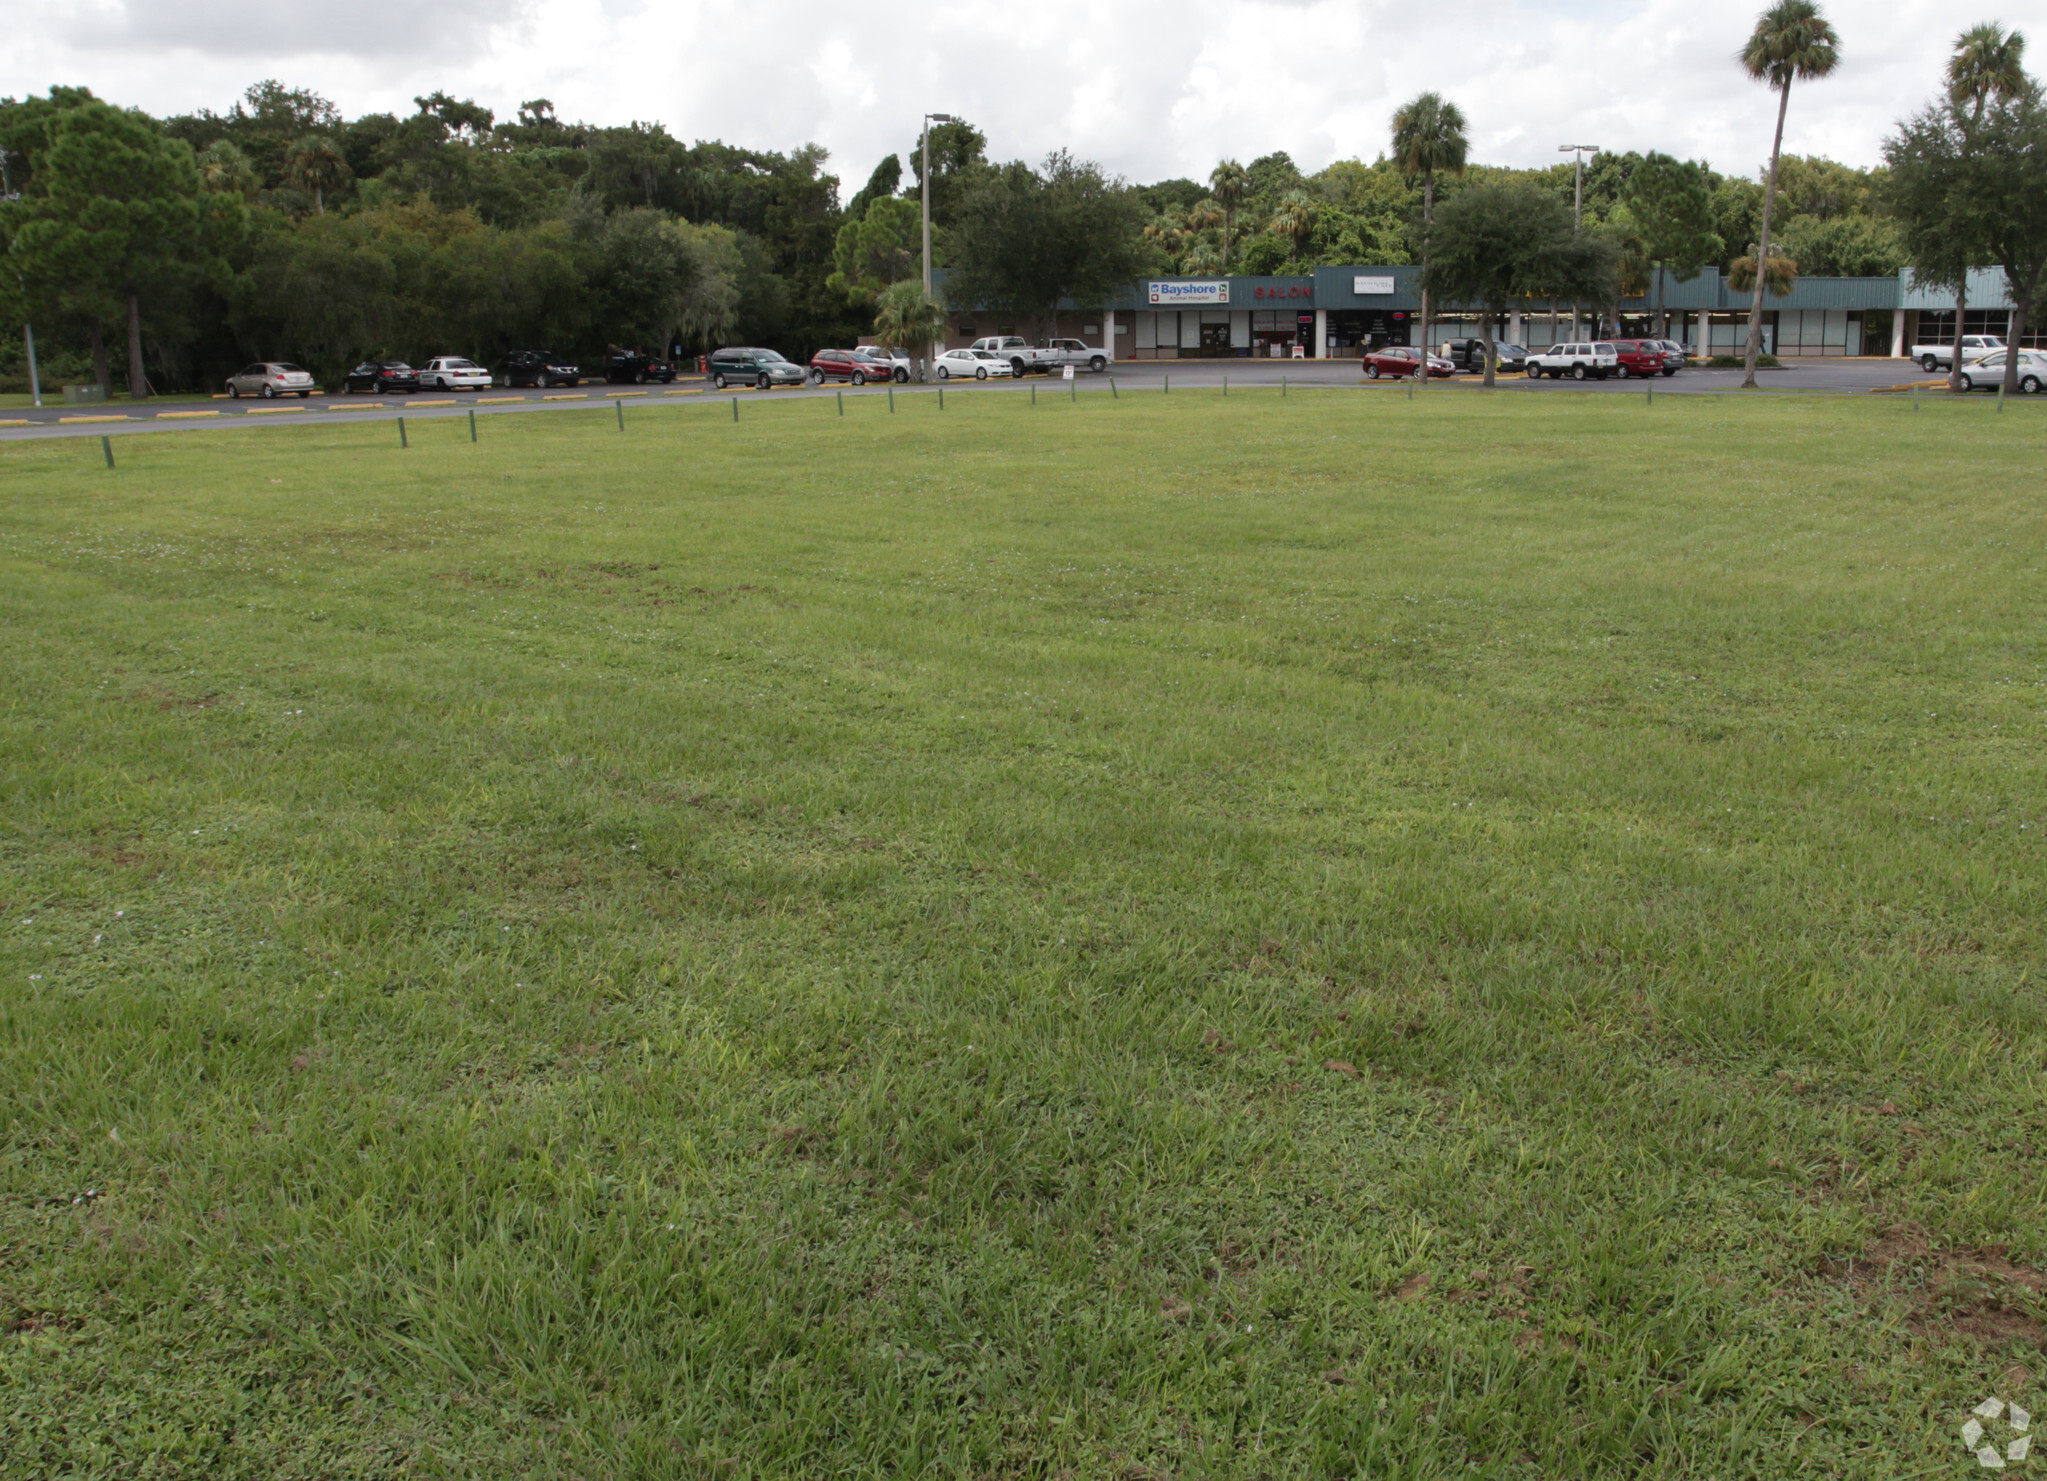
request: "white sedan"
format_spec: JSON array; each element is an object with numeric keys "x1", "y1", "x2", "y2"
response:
[
  {"x1": 934, "y1": 348, "x2": 1013, "y2": 381},
  {"x1": 419, "y1": 357, "x2": 494, "y2": 391},
  {"x1": 1959, "y1": 349, "x2": 2047, "y2": 394}
]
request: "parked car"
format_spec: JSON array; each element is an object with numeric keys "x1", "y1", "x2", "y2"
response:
[
  {"x1": 852, "y1": 346, "x2": 913, "y2": 382},
  {"x1": 1443, "y1": 339, "x2": 1528, "y2": 373},
  {"x1": 1957, "y1": 349, "x2": 2047, "y2": 394},
  {"x1": 1033, "y1": 337, "x2": 1112, "y2": 373},
  {"x1": 419, "y1": 356, "x2": 492, "y2": 391},
  {"x1": 1913, "y1": 334, "x2": 2005, "y2": 372},
  {"x1": 1527, "y1": 341, "x2": 1621, "y2": 380},
  {"x1": 969, "y1": 335, "x2": 1059, "y2": 376},
  {"x1": 935, "y1": 348, "x2": 1013, "y2": 380},
  {"x1": 707, "y1": 347, "x2": 807, "y2": 390},
  {"x1": 1648, "y1": 337, "x2": 1692, "y2": 367},
  {"x1": 807, "y1": 348, "x2": 883, "y2": 386},
  {"x1": 1608, "y1": 340, "x2": 1680, "y2": 377},
  {"x1": 1361, "y1": 345, "x2": 1455, "y2": 379},
  {"x1": 500, "y1": 351, "x2": 580, "y2": 388},
  {"x1": 225, "y1": 362, "x2": 316, "y2": 398},
  {"x1": 602, "y1": 350, "x2": 676, "y2": 384},
  {"x1": 343, "y1": 360, "x2": 421, "y2": 394}
]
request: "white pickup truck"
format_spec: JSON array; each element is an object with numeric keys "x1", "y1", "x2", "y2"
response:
[
  {"x1": 969, "y1": 336, "x2": 1062, "y2": 377},
  {"x1": 1913, "y1": 334, "x2": 2004, "y2": 371}
]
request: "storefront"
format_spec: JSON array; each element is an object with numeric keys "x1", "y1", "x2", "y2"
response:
[{"x1": 1118, "y1": 278, "x2": 1319, "y2": 359}]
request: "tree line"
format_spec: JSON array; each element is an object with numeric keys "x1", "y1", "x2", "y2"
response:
[{"x1": 2, "y1": 14, "x2": 2043, "y2": 397}]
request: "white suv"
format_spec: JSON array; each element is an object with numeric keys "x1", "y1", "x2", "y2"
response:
[
  {"x1": 420, "y1": 357, "x2": 493, "y2": 391},
  {"x1": 1528, "y1": 342, "x2": 1620, "y2": 380}
]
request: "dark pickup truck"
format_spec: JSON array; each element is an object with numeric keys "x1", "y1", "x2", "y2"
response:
[{"x1": 602, "y1": 350, "x2": 677, "y2": 385}]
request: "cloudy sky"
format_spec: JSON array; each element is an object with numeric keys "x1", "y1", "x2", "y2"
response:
[{"x1": 4, "y1": 0, "x2": 2030, "y2": 196}]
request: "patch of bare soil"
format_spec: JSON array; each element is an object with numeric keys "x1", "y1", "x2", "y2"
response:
[{"x1": 1825, "y1": 1229, "x2": 2047, "y2": 1350}]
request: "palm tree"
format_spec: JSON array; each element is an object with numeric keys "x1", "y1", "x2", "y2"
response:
[
  {"x1": 1736, "y1": 1, "x2": 1840, "y2": 388},
  {"x1": 196, "y1": 140, "x2": 258, "y2": 201},
  {"x1": 872, "y1": 279, "x2": 948, "y2": 378},
  {"x1": 1269, "y1": 190, "x2": 1317, "y2": 270},
  {"x1": 285, "y1": 135, "x2": 351, "y2": 215},
  {"x1": 1390, "y1": 92, "x2": 1469, "y2": 363},
  {"x1": 1939, "y1": 23, "x2": 2027, "y2": 389},
  {"x1": 1209, "y1": 159, "x2": 1248, "y2": 274}
]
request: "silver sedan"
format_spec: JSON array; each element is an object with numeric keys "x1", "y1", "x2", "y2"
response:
[{"x1": 226, "y1": 362, "x2": 317, "y2": 398}]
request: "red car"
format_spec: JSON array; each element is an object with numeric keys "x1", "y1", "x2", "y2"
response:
[
  {"x1": 1361, "y1": 345, "x2": 1456, "y2": 379},
  {"x1": 808, "y1": 348, "x2": 884, "y2": 386},
  {"x1": 1609, "y1": 340, "x2": 1680, "y2": 378}
]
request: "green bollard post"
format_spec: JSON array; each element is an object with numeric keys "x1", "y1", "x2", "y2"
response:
[
  {"x1": 1224, "y1": 375, "x2": 1228, "y2": 397},
  {"x1": 1997, "y1": 379, "x2": 2007, "y2": 414},
  {"x1": 837, "y1": 391, "x2": 844, "y2": 417},
  {"x1": 398, "y1": 416, "x2": 408, "y2": 447},
  {"x1": 938, "y1": 385, "x2": 944, "y2": 410},
  {"x1": 1164, "y1": 374, "x2": 1170, "y2": 395},
  {"x1": 1914, "y1": 383, "x2": 1921, "y2": 412},
  {"x1": 617, "y1": 400, "x2": 625, "y2": 431},
  {"x1": 731, "y1": 395, "x2": 739, "y2": 422},
  {"x1": 888, "y1": 384, "x2": 895, "y2": 412},
  {"x1": 469, "y1": 408, "x2": 478, "y2": 442},
  {"x1": 1031, "y1": 382, "x2": 1036, "y2": 406},
  {"x1": 101, "y1": 435, "x2": 114, "y2": 469},
  {"x1": 1110, "y1": 377, "x2": 1118, "y2": 399},
  {"x1": 1070, "y1": 374, "x2": 1076, "y2": 403},
  {"x1": 1646, "y1": 381, "x2": 1652, "y2": 407},
  {"x1": 1283, "y1": 374, "x2": 1287, "y2": 398}
]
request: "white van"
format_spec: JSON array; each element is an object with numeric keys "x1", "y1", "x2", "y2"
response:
[{"x1": 1528, "y1": 342, "x2": 1620, "y2": 380}]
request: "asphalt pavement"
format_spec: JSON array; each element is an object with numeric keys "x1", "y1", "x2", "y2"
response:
[{"x1": 0, "y1": 359, "x2": 1995, "y2": 442}]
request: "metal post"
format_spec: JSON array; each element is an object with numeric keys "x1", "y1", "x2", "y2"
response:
[
  {"x1": 938, "y1": 385, "x2": 944, "y2": 410},
  {"x1": 1223, "y1": 376, "x2": 1228, "y2": 397},
  {"x1": 1914, "y1": 384, "x2": 1920, "y2": 412},
  {"x1": 1069, "y1": 374, "x2": 1075, "y2": 402},
  {"x1": 616, "y1": 400, "x2": 625, "y2": 431},
  {"x1": 469, "y1": 408, "x2": 477, "y2": 442},
  {"x1": 837, "y1": 391, "x2": 844, "y2": 417},
  {"x1": 731, "y1": 395, "x2": 739, "y2": 422},
  {"x1": 23, "y1": 320, "x2": 42, "y2": 407},
  {"x1": 1164, "y1": 374, "x2": 1169, "y2": 395},
  {"x1": 101, "y1": 435, "x2": 113, "y2": 469},
  {"x1": 1110, "y1": 378, "x2": 1118, "y2": 399},
  {"x1": 398, "y1": 417, "x2": 407, "y2": 448},
  {"x1": 1030, "y1": 382, "x2": 1036, "y2": 406},
  {"x1": 1997, "y1": 380, "x2": 2007, "y2": 414},
  {"x1": 888, "y1": 384, "x2": 894, "y2": 412},
  {"x1": 1283, "y1": 375, "x2": 1287, "y2": 398}
]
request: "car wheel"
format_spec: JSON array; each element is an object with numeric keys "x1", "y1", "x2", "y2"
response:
[
  {"x1": 1921, "y1": 355, "x2": 1941, "y2": 372},
  {"x1": 2023, "y1": 374, "x2": 2043, "y2": 395},
  {"x1": 1571, "y1": 365, "x2": 1588, "y2": 381},
  {"x1": 712, "y1": 373, "x2": 727, "y2": 390},
  {"x1": 756, "y1": 374, "x2": 770, "y2": 391},
  {"x1": 261, "y1": 384, "x2": 276, "y2": 398},
  {"x1": 1661, "y1": 368, "x2": 1677, "y2": 377},
  {"x1": 1959, "y1": 374, "x2": 1976, "y2": 392},
  {"x1": 851, "y1": 370, "x2": 867, "y2": 387},
  {"x1": 229, "y1": 385, "x2": 241, "y2": 398},
  {"x1": 937, "y1": 366, "x2": 950, "y2": 380},
  {"x1": 895, "y1": 368, "x2": 909, "y2": 383},
  {"x1": 635, "y1": 369, "x2": 649, "y2": 385},
  {"x1": 808, "y1": 369, "x2": 824, "y2": 385},
  {"x1": 1365, "y1": 364, "x2": 1380, "y2": 379},
  {"x1": 1010, "y1": 359, "x2": 1026, "y2": 378},
  {"x1": 975, "y1": 367, "x2": 988, "y2": 380},
  {"x1": 298, "y1": 390, "x2": 310, "y2": 398},
  {"x1": 1090, "y1": 356, "x2": 1106, "y2": 373}
]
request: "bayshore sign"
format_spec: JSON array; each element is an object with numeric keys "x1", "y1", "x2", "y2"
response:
[{"x1": 1148, "y1": 281, "x2": 1228, "y2": 305}]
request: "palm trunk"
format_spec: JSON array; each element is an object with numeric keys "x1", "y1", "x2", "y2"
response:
[
  {"x1": 1482, "y1": 309, "x2": 1497, "y2": 388},
  {"x1": 1222, "y1": 208, "x2": 1231, "y2": 275},
  {"x1": 314, "y1": 183, "x2": 324, "y2": 215},
  {"x1": 126, "y1": 294, "x2": 148, "y2": 401},
  {"x1": 1655, "y1": 265, "x2": 1667, "y2": 338},
  {"x1": 90, "y1": 321, "x2": 109, "y2": 396},
  {"x1": 1742, "y1": 81, "x2": 1792, "y2": 389},
  {"x1": 1948, "y1": 284, "x2": 1968, "y2": 390},
  {"x1": 2004, "y1": 284, "x2": 2029, "y2": 396}
]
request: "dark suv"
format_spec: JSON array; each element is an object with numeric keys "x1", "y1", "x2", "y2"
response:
[
  {"x1": 602, "y1": 350, "x2": 676, "y2": 385},
  {"x1": 707, "y1": 347, "x2": 807, "y2": 390},
  {"x1": 1444, "y1": 339, "x2": 1528, "y2": 373},
  {"x1": 501, "y1": 351, "x2": 580, "y2": 388},
  {"x1": 342, "y1": 360, "x2": 420, "y2": 394}
]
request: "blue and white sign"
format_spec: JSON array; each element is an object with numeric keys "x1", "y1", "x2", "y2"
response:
[
  {"x1": 1149, "y1": 280, "x2": 1229, "y2": 305},
  {"x1": 1353, "y1": 276, "x2": 1396, "y2": 295}
]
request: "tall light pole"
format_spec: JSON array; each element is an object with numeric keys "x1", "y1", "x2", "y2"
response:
[
  {"x1": 1558, "y1": 144, "x2": 1599, "y2": 228},
  {"x1": 921, "y1": 113, "x2": 953, "y2": 300},
  {"x1": 1559, "y1": 145, "x2": 1598, "y2": 340}
]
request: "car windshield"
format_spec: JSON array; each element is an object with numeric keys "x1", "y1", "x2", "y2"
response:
[
  {"x1": 277, "y1": 363, "x2": 309, "y2": 373},
  {"x1": 761, "y1": 353, "x2": 792, "y2": 364},
  {"x1": 1498, "y1": 345, "x2": 1525, "y2": 355},
  {"x1": 446, "y1": 360, "x2": 476, "y2": 369},
  {"x1": 972, "y1": 351, "x2": 997, "y2": 360}
]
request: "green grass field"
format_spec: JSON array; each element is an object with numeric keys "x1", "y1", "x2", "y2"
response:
[{"x1": 3, "y1": 388, "x2": 2045, "y2": 1478}]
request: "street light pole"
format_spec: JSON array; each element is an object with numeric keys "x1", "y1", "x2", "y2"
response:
[
  {"x1": 1558, "y1": 144, "x2": 1599, "y2": 228},
  {"x1": 920, "y1": 113, "x2": 953, "y2": 380}
]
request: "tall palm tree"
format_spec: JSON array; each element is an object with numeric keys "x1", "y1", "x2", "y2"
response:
[
  {"x1": 1736, "y1": 1, "x2": 1840, "y2": 388},
  {"x1": 1390, "y1": 92, "x2": 1469, "y2": 364},
  {"x1": 1940, "y1": 23, "x2": 2027, "y2": 389},
  {"x1": 1209, "y1": 159, "x2": 1248, "y2": 274},
  {"x1": 1269, "y1": 190, "x2": 1317, "y2": 270},
  {"x1": 285, "y1": 135, "x2": 350, "y2": 215},
  {"x1": 196, "y1": 140, "x2": 258, "y2": 201}
]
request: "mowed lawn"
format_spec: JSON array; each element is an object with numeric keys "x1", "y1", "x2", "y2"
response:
[{"x1": 2, "y1": 387, "x2": 2045, "y2": 1479}]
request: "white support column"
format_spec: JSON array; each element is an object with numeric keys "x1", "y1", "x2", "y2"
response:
[
  {"x1": 1103, "y1": 309, "x2": 1116, "y2": 361},
  {"x1": 1890, "y1": 310, "x2": 1906, "y2": 358},
  {"x1": 1314, "y1": 308, "x2": 1328, "y2": 359},
  {"x1": 1508, "y1": 310, "x2": 1523, "y2": 345}
]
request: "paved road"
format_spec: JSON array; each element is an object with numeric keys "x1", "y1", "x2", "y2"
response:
[{"x1": 0, "y1": 359, "x2": 1997, "y2": 442}]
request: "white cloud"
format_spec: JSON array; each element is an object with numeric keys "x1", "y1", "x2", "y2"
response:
[{"x1": 0, "y1": 0, "x2": 2005, "y2": 199}]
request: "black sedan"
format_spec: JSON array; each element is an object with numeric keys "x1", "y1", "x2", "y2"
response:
[
  {"x1": 343, "y1": 360, "x2": 420, "y2": 394},
  {"x1": 1443, "y1": 338, "x2": 1529, "y2": 373},
  {"x1": 602, "y1": 351, "x2": 676, "y2": 385},
  {"x1": 500, "y1": 350, "x2": 581, "y2": 388}
]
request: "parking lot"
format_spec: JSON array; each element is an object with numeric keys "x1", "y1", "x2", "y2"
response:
[{"x1": 0, "y1": 357, "x2": 1966, "y2": 442}]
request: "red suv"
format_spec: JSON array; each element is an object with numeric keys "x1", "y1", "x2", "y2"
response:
[
  {"x1": 808, "y1": 348, "x2": 883, "y2": 386},
  {"x1": 1609, "y1": 340, "x2": 1680, "y2": 378}
]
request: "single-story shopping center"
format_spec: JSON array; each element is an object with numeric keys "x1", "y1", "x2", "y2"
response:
[{"x1": 934, "y1": 265, "x2": 2036, "y2": 360}]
